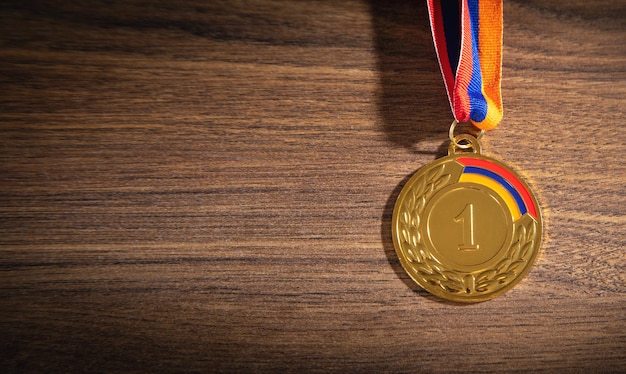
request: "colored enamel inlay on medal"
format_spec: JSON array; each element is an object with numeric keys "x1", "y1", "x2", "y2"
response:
[{"x1": 457, "y1": 157, "x2": 538, "y2": 220}]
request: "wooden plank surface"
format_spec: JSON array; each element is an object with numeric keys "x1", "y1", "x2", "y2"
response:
[{"x1": 1, "y1": 0, "x2": 624, "y2": 372}]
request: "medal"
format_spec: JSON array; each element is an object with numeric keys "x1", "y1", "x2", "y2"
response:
[{"x1": 391, "y1": 0, "x2": 542, "y2": 302}]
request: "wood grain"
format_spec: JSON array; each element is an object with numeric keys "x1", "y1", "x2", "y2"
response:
[{"x1": 1, "y1": 0, "x2": 624, "y2": 372}]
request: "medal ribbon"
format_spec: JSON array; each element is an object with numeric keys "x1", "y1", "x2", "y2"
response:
[{"x1": 427, "y1": 0, "x2": 503, "y2": 130}]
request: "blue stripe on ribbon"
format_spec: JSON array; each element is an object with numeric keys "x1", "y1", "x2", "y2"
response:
[
  {"x1": 467, "y1": 0, "x2": 488, "y2": 122},
  {"x1": 441, "y1": 0, "x2": 461, "y2": 77}
]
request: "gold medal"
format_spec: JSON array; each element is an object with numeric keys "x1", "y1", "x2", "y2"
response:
[
  {"x1": 392, "y1": 128, "x2": 542, "y2": 302},
  {"x1": 396, "y1": 1, "x2": 542, "y2": 301}
]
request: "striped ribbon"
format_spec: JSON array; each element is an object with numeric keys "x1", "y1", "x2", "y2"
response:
[{"x1": 427, "y1": 0, "x2": 503, "y2": 130}]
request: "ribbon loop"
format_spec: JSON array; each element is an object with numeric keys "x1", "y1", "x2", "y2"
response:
[{"x1": 427, "y1": 0, "x2": 503, "y2": 130}]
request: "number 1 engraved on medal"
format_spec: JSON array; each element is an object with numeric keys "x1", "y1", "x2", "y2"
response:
[{"x1": 454, "y1": 203, "x2": 479, "y2": 251}]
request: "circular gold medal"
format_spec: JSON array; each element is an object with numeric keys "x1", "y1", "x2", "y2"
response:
[{"x1": 392, "y1": 136, "x2": 542, "y2": 302}]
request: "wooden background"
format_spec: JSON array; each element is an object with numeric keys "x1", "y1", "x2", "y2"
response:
[{"x1": 1, "y1": 0, "x2": 624, "y2": 372}]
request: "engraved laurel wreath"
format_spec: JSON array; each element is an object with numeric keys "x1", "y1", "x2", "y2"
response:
[{"x1": 397, "y1": 163, "x2": 538, "y2": 296}]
